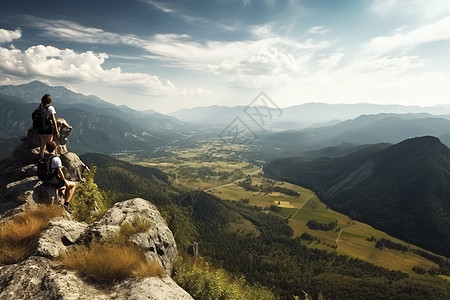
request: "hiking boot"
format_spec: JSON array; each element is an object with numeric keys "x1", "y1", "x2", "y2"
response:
[{"x1": 64, "y1": 202, "x2": 72, "y2": 214}]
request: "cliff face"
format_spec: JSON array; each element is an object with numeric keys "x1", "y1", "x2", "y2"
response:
[{"x1": 0, "y1": 121, "x2": 192, "y2": 300}]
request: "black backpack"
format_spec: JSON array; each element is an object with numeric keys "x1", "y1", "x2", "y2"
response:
[
  {"x1": 32, "y1": 105, "x2": 51, "y2": 132},
  {"x1": 37, "y1": 154, "x2": 57, "y2": 181}
]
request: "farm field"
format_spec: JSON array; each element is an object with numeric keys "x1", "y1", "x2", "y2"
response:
[
  {"x1": 123, "y1": 141, "x2": 445, "y2": 277},
  {"x1": 287, "y1": 196, "x2": 440, "y2": 275}
]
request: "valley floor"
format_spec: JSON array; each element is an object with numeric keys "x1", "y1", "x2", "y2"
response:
[{"x1": 120, "y1": 139, "x2": 448, "y2": 280}]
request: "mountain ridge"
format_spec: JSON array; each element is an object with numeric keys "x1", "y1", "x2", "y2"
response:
[
  {"x1": 265, "y1": 136, "x2": 450, "y2": 257},
  {"x1": 0, "y1": 81, "x2": 185, "y2": 157}
]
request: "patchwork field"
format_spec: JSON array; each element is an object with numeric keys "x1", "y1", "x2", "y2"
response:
[
  {"x1": 287, "y1": 196, "x2": 440, "y2": 275},
  {"x1": 124, "y1": 141, "x2": 445, "y2": 277}
]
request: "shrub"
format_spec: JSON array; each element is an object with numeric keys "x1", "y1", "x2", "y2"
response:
[
  {"x1": 174, "y1": 256, "x2": 277, "y2": 300},
  {"x1": 306, "y1": 219, "x2": 338, "y2": 231},
  {"x1": 62, "y1": 242, "x2": 164, "y2": 284},
  {"x1": 70, "y1": 167, "x2": 109, "y2": 223},
  {"x1": 0, "y1": 204, "x2": 63, "y2": 265}
]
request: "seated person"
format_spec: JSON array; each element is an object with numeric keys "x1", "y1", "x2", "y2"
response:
[{"x1": 44, "y1": 141, "x2": 76, "y2": 213}]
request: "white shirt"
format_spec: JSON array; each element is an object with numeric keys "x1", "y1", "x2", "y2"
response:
[
  {"x1": 50, "y1": 155, "x2": 62, "y2": 172},
  {"x1": 37, "y1": 104, "x2": 56, "y2": 119}
]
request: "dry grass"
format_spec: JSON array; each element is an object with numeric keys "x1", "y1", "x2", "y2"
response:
[
  {"x1": 0, "y1": 204, "x2": 63, "y2": 265},
  {"x1": 62, "y1": 241, "x2": 165, "y2": 284},
  {"x1": 119, "y1": 216, "x2": 151, "y2": 238}
]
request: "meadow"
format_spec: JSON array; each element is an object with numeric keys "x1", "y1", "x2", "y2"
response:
[{"x1": 125, "y1": 140, "x2": 446, "y2": 278}]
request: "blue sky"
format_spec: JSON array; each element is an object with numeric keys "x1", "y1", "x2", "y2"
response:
[{"x1": 1, "y1": 0, "x2": 450, "y2": 113}]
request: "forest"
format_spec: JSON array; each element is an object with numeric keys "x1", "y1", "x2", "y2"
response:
[{"x1": 79, "y1": 153, "x2": 450, "y2": 299}]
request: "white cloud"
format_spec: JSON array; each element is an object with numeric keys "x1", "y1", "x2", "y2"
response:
[
  {"x1": 318, "y1": 53, "x2": 344, "y2": 69},
  {"x1": 0, "y1": 44, "x2": 198, "y2": 96},
  {"x1": 143, "y1": 33, "x2": 327, "y2": 89},
  {"x1": 23, "y1": 18, "x2": 329, "y2": 90},
  {"x1": 370, "y1": 0, "x2": 450, "y2": 20},
  {"x1": 365, "y1": 16, "x2": 450, "y2": 55},
  {"x1": 0, "y1": 28, "x2": 22, "y2": 43},
  {"x1": 308, "y1": 26, "x2": 329, "y2": 35},
  {"x1": 29, "y1": 19, "x2": 145, "y2": 46}
]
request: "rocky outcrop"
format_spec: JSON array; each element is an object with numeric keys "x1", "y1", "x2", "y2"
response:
[
  {"x1": 0, "y1": 118, "x2": 86, "y2": 215},
  {"x1": 0, "y1": 256, "x2": 192, "y2": 300},
  {"x1": 85, "y1": 198, "x2": 178, "y2": 274},
  {"x1": 0, "y1": 122, "x2": 192, "y2": 299},
  {"x1": 0, "y1": 199, "x2": 191, "y2": 300}
]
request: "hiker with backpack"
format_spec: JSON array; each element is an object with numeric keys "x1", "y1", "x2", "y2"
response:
[
  {"x1": 32, "y1": 94, "x2": 60, "y2": 159},
  {"x1": 40, "y1": 141, "x2": 76, "y2": 213}
]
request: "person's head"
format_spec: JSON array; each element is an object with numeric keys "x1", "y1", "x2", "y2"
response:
[
  {"x1": 46, "y1": 141, "x2": 57, "y2": 153},
  {"x1": 41, "y1": 94, "x2": 52, "y2": 105}
]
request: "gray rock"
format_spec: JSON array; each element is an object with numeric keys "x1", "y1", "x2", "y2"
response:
[
  {"x1": 0, "y1": 118, "x2": 82, "y2": 215},
  {"x1": 116, "y1": 276, "x2": 193, "y2": 300},
  {"x1": 0, "y1": 256, "x2": 193, "y2": 300},
  {"x1": 36, "y1": 219, "x2": 88, "y2": 258},
  {"x1": 0, "y1": 117, "x2": 192, "y2": 299},
  {"x1": 25, "y1": 118, "x2": 71, "y2": 154},
  {"x1": 0, "y1": 256, "x2": 111, "y2": 300},
  {"x1": 85, "y1": 198, "x2": 177, "y2": 274},
  {"x1": 60, "y1": 152, "x2": 89, "y2": 182},
  {"x1": 0, "y1": 256, "x2": 54, "y2": 300}
]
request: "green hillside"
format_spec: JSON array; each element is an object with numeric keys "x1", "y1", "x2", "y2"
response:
[
  {"x1": 266, "y1": 136, "x2": 450, "y2": 258},
  {"x1": 82, "y1": 152, "x2": 450, "y2": 299}
]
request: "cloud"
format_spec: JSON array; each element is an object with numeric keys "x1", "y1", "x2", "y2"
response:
[
  {"x1": 0, "y1": 44, "x2": 198, "y2": 96},
  {"x1": 0, "y1": 28, "x2": 22, "y2": 43},
  {"x1": 370, "y1": 0, "x2": 450, "y2": 20},
  {"x1": 140, "y1": 1, "x2": 240, "y2": 32},
  {"x1": 28, "y1": 18, "x2": 144, "y2": 46},
  {"x1": 24, "y1": 17, "x2": 328, "y2": 89},
  {"x1": 318, "y1": 53, "x2": 344, "y2": 69},
  {"x1": 365, "y1": 16, "x2": 450, "y2": 55},
  {"x1": 308, "y1": 26, "x2": 329, "y2": 35},
  {"x1": 143, "y1": 31, "x2": 327, "y2": 78}
]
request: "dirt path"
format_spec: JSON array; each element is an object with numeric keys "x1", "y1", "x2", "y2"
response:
[
  {"x1": 289, "y1": 195, "x2": 314, "y2": 220},
  {"x1": 335, "y1": 229, "x2": 343, "y2": 246}
]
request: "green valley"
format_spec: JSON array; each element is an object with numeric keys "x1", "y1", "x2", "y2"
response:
[{"x1": 117, "y1": 139, "x2": 449, "y2": 279}]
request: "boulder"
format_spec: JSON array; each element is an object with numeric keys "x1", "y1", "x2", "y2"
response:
[
  {"x1": 60, "y1": 152, "x2": 89, "y2": 182},
  {"x1": 0, "y1": 256, "x2": 193, "y2": 300},
  {"x1": 0, "y1": 118, "x2": 84, "y2": 215},
  {"x1": 36, "y1": 219, "x2": 88, "y2": 258},
  {"x1": 0, "y1": 199, "x2": 192, "y2": 300},
  {"x1": 116, "y1": 276, "x2": 193, "y2": 300},
  {"x1": 85, "y1": 198, "x2": 177, "y2": 274},
  {"x1": 26, "y1": 118, "x2": 72, "y2": 154},
  {"x1": 0, "y1": 118, "x2": 192, "y2": 299}
]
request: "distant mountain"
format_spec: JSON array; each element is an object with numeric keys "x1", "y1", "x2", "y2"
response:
[
  {"x1": 265, "y1": 136, "x2": 450, "y2": 257},
  {"x1": 0, "y1": 80, "x2": 114, "y2": 108},
  {"x1": 281, "y1": 102, "x2": 449, "y2": 125},
  {"x1": 0, "y1": 81, "x2": 185, "y2": 157},
  {"x1": 248, "y1": 113, "x2": 450, "y2": 162},
  {"x1": 170, "y1": 102, "x2": 450, "y2": 128}
]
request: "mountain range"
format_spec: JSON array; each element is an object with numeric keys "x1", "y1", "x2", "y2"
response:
[
  {"x1": 247, "y1": 112, "x2": 450, "y2": 163},
  {"x1": 170, "y1": 102, "x2": 450, "y2": 129},
  {"x1": 0, "y1": 81, "x2": 184, "y2": 157},
  {"x1": 265, "y1": 136, "x2": 450, "y2": 257}
]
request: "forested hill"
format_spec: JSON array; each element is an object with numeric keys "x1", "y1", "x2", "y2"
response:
[
  {"x1": 81, "y1": 152, "x2": 450, "y2": 299},
  {"x1": 265, "y1": 136, "x2": 450, "y2": 258}
]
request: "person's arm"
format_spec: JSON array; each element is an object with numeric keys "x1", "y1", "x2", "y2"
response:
[
  {"x1": 52, "y1": 114, "x2": 60, "y2": 136},
  {"x1": 57, "y1": 167, "x2": 69, "y2": 188}
]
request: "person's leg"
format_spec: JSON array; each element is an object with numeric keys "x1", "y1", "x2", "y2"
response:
[
  {"x1": 64, "y1": 181, "x2": 76, "y2": 203},
  {"x1": 39, "y1": 134, "x2": 45, "y2": 159},
  {"x1": 39, "y1": 134, "x2": 54, "y2": 159}
]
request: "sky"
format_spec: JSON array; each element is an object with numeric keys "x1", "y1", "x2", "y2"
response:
[{"x1": 1, "y1": 0, "x2": 450, "y2": 113}]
